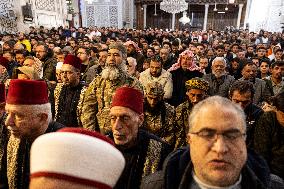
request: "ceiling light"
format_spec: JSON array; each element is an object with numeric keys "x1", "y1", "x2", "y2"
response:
[{"x1": 214, "y1": 3, "x2": 218, "y2": 11}]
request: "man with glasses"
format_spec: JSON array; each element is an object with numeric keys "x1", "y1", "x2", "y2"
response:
[
  {"x1": 229, "y1": 80, "x2": 263, "y2": 147},
  {"x1": 76, "y1": 47, "x2": 96, "y2": 84},
  {"x1": 142, "y1": 96, "x2": 284, "y2": 188},
  {"x1": 53, "y1": 55, "x2": 86, "y2": 127},
  {"x1": 35, "y1": 42, "x2": 57, "y2": 82}
]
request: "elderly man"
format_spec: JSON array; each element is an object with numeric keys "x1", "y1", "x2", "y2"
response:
[
  {"x1": 239, "y1": 62, "x2": 272, "y2": 105},
  {"x1": 53, "y1": 55, "x2": 86, "y2": 127},
  {"x1": 29, "y1": 128, "x2": 125, "y2": 189},
  {"x1": 229, "y1": 80, "x2": 263, "y2": 147},
  {"x1": 85, "y1": 49, "x2": 108, "y2": 84},
  {"x1": 0, "y1": 80, "x2": 64, "y2": 189},
  {"x1": 203, "y1": 57, "x2": 235, "y2": 97},
  {"x1": 168, "y1": 50, "x2": 203, "y2": 107},
  {"x1": 110, "y1": 86, "x2": 172, "y2": 189},
  {"x1": 142, "y1": 96, "x2": 284, "y2": 188},
  {"x1": 126, "y1": 57, "x2": 140, "y2": 79},
  {"x1": 175, "y1": 77, "x2": 209, "y2": 149},
  {"x1": 78, "y1": 42, "x2": 143, "y2": 134},
  {"x1": 139, "y1": 57, "x2": 173, "y2": 100},
  {"x1": 142, "y1": 82, "x2": 176, "y2": 147}
]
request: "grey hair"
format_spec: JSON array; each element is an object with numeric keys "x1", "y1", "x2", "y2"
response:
[
  {"x1": 212, "y1": 57, "x2": 227, "y2": 67},
  {"x1": 188, "y1": 96, "x2": 246, "y2": 132},
  {"x1": 127, "y1": 57, "x2": 137, "y2": 67},
  {"x1": 109, "y1": 42, "x2": 127, "y2": 57},
  {"x1": 6, "y1": 103, "x2": 52, "y2": 124}
]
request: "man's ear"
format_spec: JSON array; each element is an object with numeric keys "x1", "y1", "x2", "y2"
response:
[
  {"x1": 38, "y1": 113, "x2": 48, "y2": 123},
  {"x1": 187, "y1": 133, "x2": 192, "y2": 144}
]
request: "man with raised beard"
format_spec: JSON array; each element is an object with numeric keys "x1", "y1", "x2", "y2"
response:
[
  {"x1": 78, "y1": 42, "x2": 143, "y2": 134},
  {"x1": 203, "y1": 57, "x2": 235, "y2": 97}
]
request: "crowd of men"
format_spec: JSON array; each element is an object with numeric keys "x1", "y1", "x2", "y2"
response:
[{"x1": 0, "y1": 25, "x2": 284, "y2": 188}]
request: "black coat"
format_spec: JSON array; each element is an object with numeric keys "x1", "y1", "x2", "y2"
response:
[
  {"x1": 169, "y1": 68, "x2": 203, "y2": 107},
  {"x1": 141, "y1": 147, "x2": 283, "y2": 189},
  {"x1": 0, "y1": 121, "x2": 64, "y2": 189},
  {"x1": 114, "y1": 130, "x2": 172, "y2": 189}
]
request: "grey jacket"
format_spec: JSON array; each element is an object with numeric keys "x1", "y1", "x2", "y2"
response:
[
  {"x1": 239, "y1": 78, "x2": 272, "y2": 106},
  {"x1": 203, "y1": 73, "x2": 235, "y2": 97}
]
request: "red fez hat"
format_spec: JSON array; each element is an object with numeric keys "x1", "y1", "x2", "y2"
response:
[
  {"x1": 0, "y1": 83, "x2": 5, "y2": 103},
  {"x1": 0, "y1": 56, "x2": 9, "y2": 69},
  {"x1": 7, "y1": 79, "x2": 48, "y2": 105},
  {"x1": 112, "y1": 87, "x2": 143, "y2": 114},
  {"x1": 63, "y1": 54, "x2": 82, "y2": 70}
]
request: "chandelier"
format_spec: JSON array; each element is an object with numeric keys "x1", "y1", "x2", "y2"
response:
[
  {"x1": 179, "y1": 11, "x2": 190, "y2": 25},
  {"x1": 160, "y1": 0, "x2": 188, "y2": 14}
]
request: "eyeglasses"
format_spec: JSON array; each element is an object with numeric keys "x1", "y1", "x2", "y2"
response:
[{"x1": 189, "y1": 129, "x2": 246, "y2": 143}]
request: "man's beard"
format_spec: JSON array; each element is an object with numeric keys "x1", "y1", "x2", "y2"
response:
[
  {"x1": 212, "y1": 70, "x2": 225, "y2": 78},
  {"x1": 101, "y1": 63, "x2": 127, "y2": 81}
]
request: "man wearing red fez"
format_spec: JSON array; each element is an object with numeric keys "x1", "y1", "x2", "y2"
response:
[
  {"x1": 78, "y1": 42, "x2": 143, "y2": 134},
  {"x1": 0, "y1": 79, "x2": 64, "y2": 189},
  {"x1": 109, "y1": 86, "x2": 172, "y2": 189},
  {"x1": 53, "y1": 54, "x2": 86, "y2": 127}
]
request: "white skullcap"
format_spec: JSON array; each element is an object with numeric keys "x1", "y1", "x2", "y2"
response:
[
  {"x1": 56, "y1": 62, "x2": 63, "y2": 70},
  {"x1": 30, "y1": 128, "x2": 125, "y2": 189}
]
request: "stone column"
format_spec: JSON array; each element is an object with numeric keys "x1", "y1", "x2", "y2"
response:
[
  {"x1": 143, "y1": 4, "x2": 147, "y2": 29},
  {"x1": 171, "y1": 13, "x2": 175, "y2": 30},
  {"x1": 203, "y1": 3, "x2": 209, "y2": 31},
  {"x1": 237, "y1": 3, "x2": 244, "y2": 29},
  {"x1": 243, "y1": 0, "x2": 251, "y2": 29}
]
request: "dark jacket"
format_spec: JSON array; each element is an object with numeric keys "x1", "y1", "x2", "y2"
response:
[
  {"x1": 0, "y1": 121, "x2": 64, "y2": 189},
  {"x1": 254, "y1": 111, "x2": 284, "y2": 179},
  {"x1": 141, "y1": 147, "x2": 283, "y2": 189},
  {"x1": 239, "y1": 78, "x2": 272, "y2": 106},
  {"x1": 114, "y1": 130, "x2": 172, "y2": 189},
  {"x1": 244, "y1": 103, "x2": 263, "y2": 148},
  {"x1": 53, "y1": 83, "x2": 86, "y2": 127},
  {"x1": 161, "y1": 56, "x2": 175, "y2": 71},
  {"x1": 203, "y1": 74, "x2": 235, "y2": 97},
  {"x1": 42, "y1": 57, "x2": 57, "y2": 81}
]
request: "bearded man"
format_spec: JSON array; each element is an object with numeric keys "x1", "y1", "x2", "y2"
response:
[
  {"x1": 142, "y1": 82, "x2": 176, "y2": 147},
  {"x1": 78, "y1": 42, "x2": 143, "y2": 134},
  {"x1": 53, "y1": 55, "x2": 86, "y2": 127},
  {"x1": 203, "y1": 57, "x2": 235, "y2": 97}
]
